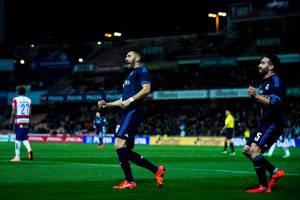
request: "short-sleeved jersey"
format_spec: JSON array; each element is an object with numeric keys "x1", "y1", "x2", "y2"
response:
[
  {"x1": 93, "y1": 117, "x2": 108, "y2": 131},
  {"x1": 256, "y1": 74, "x2": 286, "y2": 125},
  {"x1": 12, "y1": 95, "x2": 32, "y2": 125},
  {"x1": 122, "y1": 65, "x2": 151, "y2": 110},
  {"x1": 225, "y1": 114, "x2": 234, "y2": 129}
]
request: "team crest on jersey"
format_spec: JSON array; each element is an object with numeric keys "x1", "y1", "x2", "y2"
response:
[
  {"x1": 123, "y1": 80, "x2": 130, "y2": 88},
  {"x1": 265, "y1": 84, "x2": 269, "y2": 90},
  {"x1": 257, "y1": 88, "x2": 263, "y2": 95}
]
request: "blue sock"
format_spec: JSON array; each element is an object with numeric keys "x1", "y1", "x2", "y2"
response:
[
  {"x1": 116, "y1": 148, "x2": 134, "y2": 182},
  {"x1": 252, "y1": 154, "x2": 268, "y2": 187},
  {"x1": 129, "y1": 151, "x2": 158, "y2": 173}
]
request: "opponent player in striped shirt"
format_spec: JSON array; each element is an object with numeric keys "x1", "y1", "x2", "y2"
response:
[{"x1": 10, "y1": 86, "x2": 33, "y2": 162}]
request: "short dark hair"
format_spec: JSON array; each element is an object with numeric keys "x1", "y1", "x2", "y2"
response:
[
  {"x1": 264, "y1": 54, "x2": 281, "y2": 72},
  {"x1": 18, "y1": 86, "x2": 26, "y2": 95}
]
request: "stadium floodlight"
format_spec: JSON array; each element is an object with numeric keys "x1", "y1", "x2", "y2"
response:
[
  {"x1": 78, "y1": 58, "x2": 84, "y2": 63},
  {"x1": 20, "y1": 59, "x2": 25, "y2": 64},
  {"x1": 208, "y1": 12, "x2": 227, "y2": 32},
  {"x1": 30, "y1": 44, "x2": 35, "y2": 48},
  {"x1": 113, "y1": 32, "x2": 122, "y2": 37},
  {"x1": 104, "y1": 33, "x2": 112, "y2": 38},
  {"x1": 208, "y1": 13, "x2": 217, "y2": 18},
  {"x1": 218, "y1": 12, "x2": 227, "y2": 17},
  {"x1": 97, "y1": 41, "x2": 102, "y2": 45}
]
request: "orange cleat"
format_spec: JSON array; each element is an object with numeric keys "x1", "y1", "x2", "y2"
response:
[
  {"x1": 271, "y1": 168, "x2": 285, "y2": 179},
  {"x1": 11, "y1": 157, "x2": 21, "y2": 162},
  {"x1": 28, "y1": 150, "x2": 33, "y2": 160},
  {"x1": 113, "y1": 180, "x2": 137, "y2": 190},
  {"x1": 247, "y1": 185, "x2": 268, "y2": 193},
  {"x1": 268, "y1": 168, "x2": 285, "y2": 188},
  {"x1": 155, "y1": 166, "x2": 165, "y2": 187},
  {"x1": 268, "y1": 178, "x2": 277, "y2": 188}
]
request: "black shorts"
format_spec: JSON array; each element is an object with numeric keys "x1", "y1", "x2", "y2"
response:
[
  {"x1": 224, "y1": 128, "x2": 234, "y2": 139},
  {"x1": 115, "y1": 109, "x2": 141, "y2": 139},
  {"x1": 246, "y1": 122, "x2": 284, "y2": 150},
  {"x1": 125, "y1": 137, "x2": 135, "y2": 150}
]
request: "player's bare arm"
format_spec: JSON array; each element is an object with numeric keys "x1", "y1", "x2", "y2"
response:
[
  {"x1": 121, "y1": 83, "x2": 151, "y2": 108},
  {"x1": 9, "y1": 108, "x2": 16, "y2": 125},
  {"x1": 98, "y1": 98, "x2": 122, "y2": 108},
  {"x1": 248, "y1": 85, "x2": 270, "y2": 105}
]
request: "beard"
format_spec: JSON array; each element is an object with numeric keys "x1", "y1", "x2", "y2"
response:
[
  {"x1": 258, "y1": 68, "x2": 268, "y2": 75},
  {"x1": 128, "y1": 61, "x2": 136, "y2": 68}
]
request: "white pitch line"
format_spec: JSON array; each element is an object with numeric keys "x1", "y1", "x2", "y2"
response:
[
  {"x1": 170, "y1": 168, "x2": 300, "y2": 176},
  {"x1": 2, "y1": 160, "x2": 300, "y2": 176}
]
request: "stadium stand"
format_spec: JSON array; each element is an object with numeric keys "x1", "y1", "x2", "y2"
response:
[{"x1": 1, "y1": 1, "x2": 300, "y2": 139}]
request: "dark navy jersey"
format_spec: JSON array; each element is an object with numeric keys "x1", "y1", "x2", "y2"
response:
[
  {"x1": 256, "y1": 74, "x2": 286, "y2": 125},
  {"x1": 93, "y1": 117, "x2": 108, "y2": 131},
  {"x1": 122, "y1": 65, "x2": 151, "y2": 110}
]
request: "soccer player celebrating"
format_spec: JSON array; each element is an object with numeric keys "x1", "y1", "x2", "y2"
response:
[
  {"x1": 10, "y1": 86, "x2": 33, "y2": 162},
  {"x1": 98, "y1": 51, "x2": 165, "y2": 189},
  {"x1": 244, "y1": 55, "x2": 286, "y2": 193}
]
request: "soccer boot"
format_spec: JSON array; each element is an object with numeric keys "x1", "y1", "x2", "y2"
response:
[
  {"x1": 11, "y1": 157, "x2": 21, "y2": 162},
  {"x1": 247, "y1": 185, "x2": 268, "y2": 193},
  {"x1": 282, "y1": 154, "x2": 290, "y2": 158},
  {"x1": 221, "y1": 151, "x2": 228, "y2": 155},
  {"x1": 155, "y1": 166, "x2": 165, "y2": 187},
  {"x1": 113, "y1": 180, "x2": 137, "y2": 189},
  {"x1": 268, "y1": 168, "x2": 285, "y2": 188},
  {"x1": 230, "y1": 152, "x2": 236, "y2": 156}
]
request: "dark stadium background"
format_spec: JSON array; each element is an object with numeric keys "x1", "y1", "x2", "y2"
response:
[{"x1": 0, "y1": 1, "x2": 300, "y2": 199}]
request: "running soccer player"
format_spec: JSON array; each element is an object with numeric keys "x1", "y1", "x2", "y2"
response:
[
  {"x1": 93, "y1": 112, "x2": 108, "y2": 148},
  {"x1": 220, "y1": 110, "x2": 235, "y2": 156},
  {"x1": 98, "y1": 51, "x2": 165, "y2": 189},
  {"x1": 244, "y1": 54, "x2": 286, "y2": 193},
  {"x1": 10, "y1": 86, "x2": 33, "y2": 162}
]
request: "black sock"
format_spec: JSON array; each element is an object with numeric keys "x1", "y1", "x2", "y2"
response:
[
  {"x1": 224, "y1": 142, "x2": 227, "y2": 151},
  {"x1": 243, "y1": 152, "x2": 252, "y2": 161},
  {"x1": 230, "y1": 142, "x2": 234, "y2": 153},
  {"x1": 260, "y1": 156, "x2": 276, "y2": 175},
  {"x1": 116, "y1": 148, "x2": 134, "y2": 182},
  {"x1": 252, "y1": 154, "x2": 268, "y2": 187},
  {"x1": 129, "y1": 151, "x2": 158, "y2": 173},
  {"x1": 99, "y1": 137, "x2": 103, "y2": 145}
]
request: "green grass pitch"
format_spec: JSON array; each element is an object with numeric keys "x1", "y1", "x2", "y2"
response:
[{"x1": 0, "y1": 143, "x2": 300, "y2": 200}]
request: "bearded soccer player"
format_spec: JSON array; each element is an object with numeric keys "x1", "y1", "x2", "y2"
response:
[
  {"x1": 244, "y1": 54, "x2": 286, "y2": 193},
  {"x1": 98, "y1": 51, "x2": 165, "y2": 189}
]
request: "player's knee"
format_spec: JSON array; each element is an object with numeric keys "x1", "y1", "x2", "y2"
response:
[
  {"x1": 114, "y1": 137, "x2": 126, "y2": 149},
  {"x1": 250, "y1": 144, "x2": 262, "y2": 158},
  {"x1": 243, "y1": 145, "x2": 250, "y2": 154}
]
